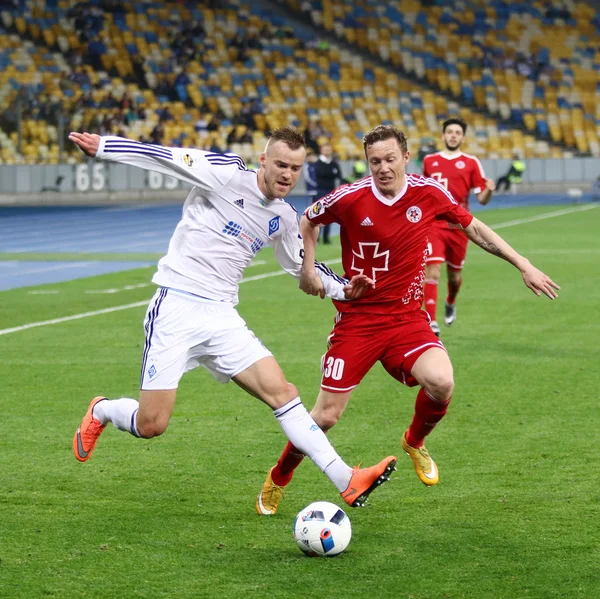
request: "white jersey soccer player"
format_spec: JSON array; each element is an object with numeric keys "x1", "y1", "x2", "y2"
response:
[
  {"x1": 95, "y1": 136, "x2": 346, "y2": 305},
  {"x1": 69, "y1": 128, "x2": 397, "y2": 512}
]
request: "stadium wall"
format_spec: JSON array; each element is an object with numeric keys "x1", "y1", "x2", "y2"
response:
[{"x1": 0, "y1": 158, "x2": 598, "y2": 203}]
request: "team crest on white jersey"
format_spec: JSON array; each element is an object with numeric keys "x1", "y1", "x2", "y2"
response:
[
  {"x1": 456, "y1": 160, "x2": 465, "y2": 169},
  {"x1": 268, "y1": 216, "x2": 280, "y2": 235},
  {"x1": 406, "y1": 206, "x2": 422, "y2": 223},
  {"x1": 183, "y1": 153, "x2": 194, "y2": 167}
]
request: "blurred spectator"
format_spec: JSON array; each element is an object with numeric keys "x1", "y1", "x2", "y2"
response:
[
  {"x1": 195, "y1": 114, "x2": 209, "y2": 132},
  {"x1": 239, "y1": 127, "x2": 253, "y2": 144},
  {"x1": 0, "y1": 100, "x2": 19, "y2": 134},
  {"x1": 233, "y1": 99, "x2": 255, "y2": 129},
  {"x1": 496, "y1": 154, "x2": 526, "y2": 193},
  {"x1": 160, "y1": 106, "x2": 174, "y2": 122},
  {"x1": 314, "y1": 142, "x2": 342, "y2": 244},
  {"x1": 416, "y1": 138, "x2": 436, "y2": 169},
  {"x1": 227, "y1": 126, "x2": 241, "y2": 146},
  {"x1": 207, "y1": 115, "x2": 220, "y2": 132},
  {"x1": 304, "y1": 117, "x2": 329, "y2": 154},
  {"x1": 175, "y1": 68, "x2": 191, "y2": 103},
  {"x1": 303, "y1": 149, "x2": 318, "y2": 197},
  {"x1": 150, "y1": 122, "x2": 165, "y2": 144},
  {"x1": 132, "y1": 55, "x2": 147, "y2": 87},
  {"x1": 343, "y1": 159, "x2": 367, "y2": 184}
]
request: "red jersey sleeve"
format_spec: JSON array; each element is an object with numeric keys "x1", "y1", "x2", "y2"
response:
[
  {"x1": 430, "y1": 183, "x2": 474, "y2": 229},
  {"x1": 469, "y1": 156, "x2": 488, "y2": 195},
  {"x1": 304, "y1": 194, "x2": 339, "y2": 226}
]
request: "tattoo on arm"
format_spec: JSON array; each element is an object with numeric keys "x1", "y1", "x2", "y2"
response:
[{"x1": 478, "y1": 240, "x2": 508, "y2": 261}]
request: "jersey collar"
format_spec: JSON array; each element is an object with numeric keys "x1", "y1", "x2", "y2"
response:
[
  {"x1": 370, "y1": 177, "x2": 408, "y2": 206},
  {"x1": 439, "y1": 151, "x2": 464, "y2": 160}
]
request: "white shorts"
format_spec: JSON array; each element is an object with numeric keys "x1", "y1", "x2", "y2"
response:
[{"x1": 140, "y1": 288, "x2": 272, "y2": 390}]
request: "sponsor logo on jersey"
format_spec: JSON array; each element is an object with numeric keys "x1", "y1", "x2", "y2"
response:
[
  {"x1": 223, "y1": 221, "x2": 264, "y2": 253},
  {"x1": 456, "y1": 160, "x2": 466, "y2": 169},
  {"x1": 268, "y1": 216, "x2": 280, "y2": 235},
  {"x1": 310, "y1": 201, "x2": 324, "y2": 217},
  {"x1": 183, "y1": 153, "x2": 194, "y2": 167},
  {"x1": 361, "y1": 216, "x2": 374, "y2": 226},
  {"x1": 406, "y1": 206, "x2": 422, "y2": 223},
  {"x1": 432, "y1": 161, "x2": 439, "y2": 166},
  {"x1": 234, "y1": 198, "x2": 244, "y2": 208}
]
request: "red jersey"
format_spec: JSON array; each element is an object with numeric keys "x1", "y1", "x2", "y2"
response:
[
  {"x1": 305, "y1": 175, "x2": 473, "y2": 315},
  {"x1": 422, "y1": 152, "x2": 487, "y2": 231}
]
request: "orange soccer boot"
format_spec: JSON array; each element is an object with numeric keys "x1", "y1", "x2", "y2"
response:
[
  {"x1": 73, "y1": 396, "x2": 107, "y2": 462},
  {"x1": 341, "y1": 456, "x2": 397, "y2": 508}
]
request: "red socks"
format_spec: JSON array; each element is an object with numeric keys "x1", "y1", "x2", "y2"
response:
[
  {"x1": 406, "y1": 388, "x2": 451, "y2": 448},
  {"x1": 423, "y1": 280, "x2": 438, "y2": 322},
  {"x1": 271, "y1": 441, "x2": 306, "y2": 486}
]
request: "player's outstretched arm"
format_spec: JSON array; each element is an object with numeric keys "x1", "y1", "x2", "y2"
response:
[
  {"x1": 463, "y1": 217, "x2": 560, "y2": 299},
  {"x1": 69, "y1": 132, "x2": 231, "y2": 192}
]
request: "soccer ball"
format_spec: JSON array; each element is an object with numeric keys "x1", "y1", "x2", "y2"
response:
[{"x1": 293, "y1": 501, "x2": 352, "y2": 557}]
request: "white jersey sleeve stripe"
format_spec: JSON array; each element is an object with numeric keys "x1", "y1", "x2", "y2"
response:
[
  {"x1": 103, "y1": 140, "x2": 173, "y2": 160},
  {"x1": 315, "y1": 261, "x2": 347, "y2": 284},
  {"x1": 103, "y1": 146, "x2": 175, "y2": 161},
  {"x1": 205, "y1": 155, "x2": 248, "y2": 171}
]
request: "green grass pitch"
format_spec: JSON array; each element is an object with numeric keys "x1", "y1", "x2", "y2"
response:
[{"x1": 1, "y1": 204, "x2": 598, "y2": 598}]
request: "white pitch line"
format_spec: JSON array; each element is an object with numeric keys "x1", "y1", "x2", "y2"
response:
[
  {"x1": 28, "y1": 290, "x2": 60, "y2": 295},
  {"x1": 1, "y1": 203, "x2": 596, "y2": 337},
  {"x1": 85, "y1": 283, "x2": 152, "y2": 294},
  {"x1": 489, "y1": 203, "x2": 598, "y2": 230},
  {"x1": 0, "y1": 260, "x2": 343, "y2": 336}
]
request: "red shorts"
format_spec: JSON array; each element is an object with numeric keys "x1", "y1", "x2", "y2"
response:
[
  {"x1": 320, "y1": 311, "x2": 446, "y2": 393},
  {"x1": 426, "y1": 227, "x2": 469, "y2": 271}
]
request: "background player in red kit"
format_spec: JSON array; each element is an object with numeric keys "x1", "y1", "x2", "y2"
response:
[
  {"x1": 422, "y1": 118, "x2": 496, "y2": 335},
  {"x1": 256, "y1": 125, "x2": 559, "y2": 515}
]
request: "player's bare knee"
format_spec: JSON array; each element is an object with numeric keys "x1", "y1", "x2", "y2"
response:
[
  {"x1": 267, "y1": 381, "x2": 299, "y2": 409},
  {"x1": 426, "y1": 376, "x2": 454, "y2": 402},
  {"x1": 136, "y1": 418, "x2": 168, "y2": 438}
]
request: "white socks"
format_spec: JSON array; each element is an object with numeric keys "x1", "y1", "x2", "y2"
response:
[
  {"x1": 273, "y1": 397, "x2": 352, "y2": 492},
  {"x1": 93, "y1": 398, "x2": 140, "y2": 437}
]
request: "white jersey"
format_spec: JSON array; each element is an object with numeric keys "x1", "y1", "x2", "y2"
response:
[{"x1": 97, "y1": 136, "x2": 348, "y2": 305}]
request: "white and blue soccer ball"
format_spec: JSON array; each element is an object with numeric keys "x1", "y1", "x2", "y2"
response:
[{"x1": 293, "y1": 501, "x2": 352, "y2": 557}]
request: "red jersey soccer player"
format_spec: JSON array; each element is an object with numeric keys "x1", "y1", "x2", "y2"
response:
[
  {"x1": 422, "y1": 118, "x2": 496, "y2": 335},
  {"x1": 256, "y1": 125, "x2": 559, "y2": 515}
]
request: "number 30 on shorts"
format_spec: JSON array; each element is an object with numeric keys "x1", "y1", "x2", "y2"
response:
[{"x1": 322, "y1": 356, "x2": 345, "y2": 380}]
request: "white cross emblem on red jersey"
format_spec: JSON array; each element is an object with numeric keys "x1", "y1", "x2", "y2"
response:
[{"x1": 351, "y1": 242, "x2": 389, "y2": 282}]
